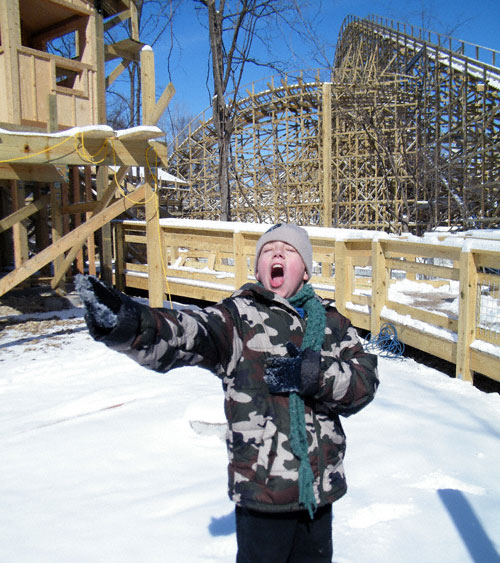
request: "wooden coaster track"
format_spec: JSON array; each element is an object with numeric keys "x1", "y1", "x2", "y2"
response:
[{"x1": 167, "y1": 16, "x2": 500, "y2": 234}]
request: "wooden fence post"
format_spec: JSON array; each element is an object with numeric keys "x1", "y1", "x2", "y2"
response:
[
  {"x1": 233, "y1": 232, "x2": 247, "y2": 289},
  {"x1": 142, "y1": 46, "x2": 164, "y2": 307},
  {"x1": 334, "y1": 240, "x2": 351, "y2": 316},
  {"x1": 114, "y1": 222, "x2": 125, "y2": 292},
  {"x1": 456, "y1": 249, "x2": 477, "y2": 382},
  {"x1": 370, "y1": 239, "x2": 387, "y2": 337}
]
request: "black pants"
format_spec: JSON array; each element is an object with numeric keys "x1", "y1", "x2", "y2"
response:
[{"x1": 235, "y1": 504, "x2": 333, "y2": 563}]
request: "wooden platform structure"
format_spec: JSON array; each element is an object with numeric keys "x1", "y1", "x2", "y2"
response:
[
  {"x1": 0, "y1": 0, "x2": 175, "y2": 306},
  {"x1": 114, "y1": 219, "x2": 500, "y2": 386}
]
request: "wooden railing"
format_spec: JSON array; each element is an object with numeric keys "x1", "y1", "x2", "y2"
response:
[{"x1": 113, "y1": 220, "x2": 500, "y2": 384}]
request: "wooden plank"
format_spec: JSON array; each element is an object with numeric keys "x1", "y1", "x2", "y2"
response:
[
  {"x1": 106, "y1": 59, "x2": 131, "y2": 88},
  {"x1": 0, "y1": 163, "x2": 65, "y2": 182},
  {"x1": 103, "y1": 9, "x2": 131, "y2": 32},
  {"x1": 475, "y1": 253, "x2": 500, "y2": 270},
  {"x1": 470, "y1": 348, "x2": 500, "y2": 382},
  {"x1": 0, "y1": 184, "x2": 146, "y2": 296},
  {"x1": 114, "y1": 222, "x2": 126, "y2": 292},
  {"x1": 382, "y1": 239, "x2": 462, "y2": 261},
  {"x1": 381, "y1": 317, "x2": 457, "y2": 363},
  {"x1": 0, "y1": 193, "x2": 50, "y2": 234},
  {"x1": 322, "y1": 83, "x2": 332, "y2": 227},
  {"x1": 61, "y1": 201, "x2": 97, "y2": 215},
  {"x1": 149, "y1": 83, "x2": 176, "y2": 127},
  {"x1": 104, "y1": 38, "x2": 143, "y2": 62},
  {"x1": 386, "y1": 257, "x2": 460, "y2": 281},
  {"x1": 386, "y1": 300, "x2": 458, "y2": 332}
]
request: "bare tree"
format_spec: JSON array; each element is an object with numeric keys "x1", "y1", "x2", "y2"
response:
[{"x1": 193, "y1": 0, "x2": 317, "y2": 221}]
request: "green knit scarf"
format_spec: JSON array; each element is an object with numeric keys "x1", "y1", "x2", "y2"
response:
[{"x1": 288, "y1": 283, "x2": 326, "y2": 518}]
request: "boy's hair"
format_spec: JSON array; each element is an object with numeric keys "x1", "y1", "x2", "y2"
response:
[{"x1": 255, "y1": 223, "x2": 313, "y2": 277}]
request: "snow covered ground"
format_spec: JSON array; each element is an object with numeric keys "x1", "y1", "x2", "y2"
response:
[{"x1": 1, "y1": 302, "x2": 500, "y2": 563}]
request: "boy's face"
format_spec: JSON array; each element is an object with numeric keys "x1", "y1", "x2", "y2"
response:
[{"x1": 255, "y1": 241, "x2": 309, "y2": 298}]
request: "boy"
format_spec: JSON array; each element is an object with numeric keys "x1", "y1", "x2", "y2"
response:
[{"x1": 76, "y1": 223, "x2": 379, "y2": 562}]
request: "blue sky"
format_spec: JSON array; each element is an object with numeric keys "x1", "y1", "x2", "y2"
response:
[{"x1": 144, "y1": 0, "x2": 500, "y2": 124}]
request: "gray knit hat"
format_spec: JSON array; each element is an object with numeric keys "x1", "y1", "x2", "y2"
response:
[{"x1": 254, "y1": 223, "x2": 313, "y2": 277}]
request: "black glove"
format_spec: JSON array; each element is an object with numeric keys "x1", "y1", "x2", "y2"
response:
[
  {"x1": 264, "y1": 342, "x2": 321, "y2": 396},
  {"x1": 75, "y1": 274, "x2": 123, "y2": 338}
]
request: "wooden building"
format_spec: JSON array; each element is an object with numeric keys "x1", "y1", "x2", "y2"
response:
[{"x1": 0, "y1": 0, "x2": 175, "y2": 306}]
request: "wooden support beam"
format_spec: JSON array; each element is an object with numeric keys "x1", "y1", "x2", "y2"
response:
[
  {"x1": 51, "y1": 183, "x2": 64, "y2": 284},
  {"x1": 104, "y1": 39, "x2": 143, "y2": 62},
  {"x1": 0, "y1": 193, "x2": 50, "y2": 234},
  {"x1": 149, "y1": 83, "x2": 176, "y2": 127},
  {"x1": 93, "y1": 8, "x2": 107, "y2": 124},
  {"x1": 456, "y1": 250, "x2": 477, "y2": 382},
  {"x1": 106, "y1": 59, "x2": 131, "y2": 88},
  {"x1": 47, "y1": 93, "x2": 58, "y2": 133},
  {"x1": 103, "y1": 9, "x2": 131, "y2": 32},
  {"x1": 50, "y1": 165, "x2": 131, "y2": 288},
  {"x1": 72, "y1": 166, "x2": 84, "y2": 274},
  {"x1": 141, "y1": 47, "x2": 164, "y2": 307},
  {"x1": 0, "y1": 0, "x2": 21, "y2": 123},
  {"x1": 322, "y1": 83, "x2": 332, "y2": 227},
  {"x1": 0, "y1": 131, "x2": 165, "y2": 167},
  {"x1": 0, "y1": 164, "x2": 65, "y2": 182},
  {"x1": 11, "y1": 181, "x2": 29, "y2": 269},
  {"x1": 96, "y1": 165, "x2": 113, "y2": 285},
  {"x1": 85, "y1": 167, "x2": 97, "y2": 276},
  {"x1": 0, "y1": 184, "x2": 146, "y2": 297}
]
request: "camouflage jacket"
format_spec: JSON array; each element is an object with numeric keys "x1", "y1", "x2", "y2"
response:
[{"x1": 100, "y1": 283, "x2": 379, "y2": 513}]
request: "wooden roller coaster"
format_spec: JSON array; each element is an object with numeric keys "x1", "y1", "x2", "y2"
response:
[{"x1": 168, "y1": 15, "x2": 500, "y2": 234}]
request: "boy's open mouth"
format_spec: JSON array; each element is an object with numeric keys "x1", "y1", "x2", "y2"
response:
[{"x1": 270, "y1": 263, "x2": 284, "y2": 288}]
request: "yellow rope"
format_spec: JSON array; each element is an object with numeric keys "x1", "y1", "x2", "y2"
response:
[
  {"x1": 0, "y1": 135, "x2": 73, "y2": 163},
  {"x1": 74, "y1": 131, "x2": 109, "y2": 164}
]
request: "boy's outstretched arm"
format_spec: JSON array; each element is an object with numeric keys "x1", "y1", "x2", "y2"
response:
[
  {"x1": 75, "y1": 274, "x2": 232, "y2": 374},
  {"x1": 75, "y1": 274, "x2": 141, "y2": 343}
]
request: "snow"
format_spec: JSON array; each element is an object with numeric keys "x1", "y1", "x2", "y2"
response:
[
  {"x1": 1, "y1": 302, "x2": 500, "y2": 563},
  {"x1": 0, "y1": 125, "x2": 115, "y2": 137}
]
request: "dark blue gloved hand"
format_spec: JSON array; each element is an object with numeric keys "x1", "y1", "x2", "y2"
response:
[
  {"x1": 75, "y1": 274, "x2": 122, "y2": 338},
  {"x1": 264, "y1": 342, "x2": 321, "y2": 396}
]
